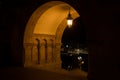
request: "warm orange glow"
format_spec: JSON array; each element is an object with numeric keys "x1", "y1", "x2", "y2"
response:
[
  {"x1": 31, "y1": 2, "x2": 79, "y2": 35},
  {"x1": 34, "y1": 4, "x2": 69, "y2": 35}
]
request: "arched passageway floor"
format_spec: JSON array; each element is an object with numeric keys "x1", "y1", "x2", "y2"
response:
[
  {"x1": 0, "y1": 66, "x2": 87, "y2": 80},
  {"x1": 30, "y1": 63, "x2": 88, "y2": 80}
]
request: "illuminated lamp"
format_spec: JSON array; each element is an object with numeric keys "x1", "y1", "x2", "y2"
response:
[{"x1": 67, "y1": 8, "x2": 73, "y2": 28}]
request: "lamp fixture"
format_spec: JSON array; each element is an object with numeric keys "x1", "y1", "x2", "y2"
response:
[{"x1": 67, "y1": 8, "x2": 73, "y2": 28}]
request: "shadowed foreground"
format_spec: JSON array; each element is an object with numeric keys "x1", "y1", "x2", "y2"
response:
[{"x1": 0, "y1": 66, "x2": 87, "y2": 80}]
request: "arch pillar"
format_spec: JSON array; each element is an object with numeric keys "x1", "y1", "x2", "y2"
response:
[
  {"x1": 46, "y1": 42, "x2": 53, "y2": 63},
  {"x1": 32, "y1": 43, "x2": 38, "y2": 64},
  {"x1": 51, "y1": 40, "x2": 55, "y2": 62},
  {"x1": 40, "y1": 42, "x2": 46, "y2": 64},
  {"x1": 54, "y1": 42, "x2": 62, "y2": 63},
  {"x1": 24, "y1": 43, "x2": 33, "y2": 67}
]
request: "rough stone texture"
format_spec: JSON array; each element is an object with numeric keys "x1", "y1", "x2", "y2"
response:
[{"x1": 24, "y1": 34, "x2": 62, "y2": 67}]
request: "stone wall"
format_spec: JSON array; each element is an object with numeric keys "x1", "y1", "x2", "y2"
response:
[{"x1": 24, "y1": 34, "x2": 61, "y2": 67}]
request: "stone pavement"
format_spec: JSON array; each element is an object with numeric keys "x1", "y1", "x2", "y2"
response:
[
  {"x1": 0, "y1": 65, "x2": 88, "y2": 80},
  {"x1": 31, "y1": 64, "x2": 88, "y2": 80}
]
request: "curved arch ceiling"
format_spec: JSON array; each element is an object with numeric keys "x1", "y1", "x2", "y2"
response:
[{"x1": 33, "y1": 3, "x2": 80, "y2": 35}]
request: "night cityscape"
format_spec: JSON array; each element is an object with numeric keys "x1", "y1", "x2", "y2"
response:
[{"x1": 61, "y1": 17, "x2": 88, "y2": 72}]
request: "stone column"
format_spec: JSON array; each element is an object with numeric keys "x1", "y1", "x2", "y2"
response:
[
  {"x1": 54, "y1": 43, "x2": 61, "y2": 63},
  {"x1": 32, "y1": 44, "x2": 38, "y2": 64},
  {"x1": 38, "y1": 44, "x2": 41, "y2": 64},
  {"x1": 36, "y1": 39, "x2": 40, "y2": 64},
  {"x1": 47, "y1": 43, "x2": 53, "y2": 63},
  {"x1": 51, "y1": 43, "x2": 55, "y2": 62},
  {"x1": 40, "y1": 43, "x2": 46, "y2": 64},
  {"x1": 24, "y1": 43, "x2": 33, "y2": 67}
]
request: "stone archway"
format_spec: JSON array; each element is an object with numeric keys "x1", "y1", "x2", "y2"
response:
[{"x1": 23, "y1": 1, "x2": 80, "y2": 67}]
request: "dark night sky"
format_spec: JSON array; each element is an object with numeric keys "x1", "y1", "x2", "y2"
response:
[{"x1": 62, "y1": 17, "x2": 87, "y2": 46}]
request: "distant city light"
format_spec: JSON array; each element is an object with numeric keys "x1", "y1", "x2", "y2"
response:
[
  {"x1": 81, "y1": 61, "x2": 84, "y2": 64},
  {"x1": 66, "y1": 45, "x2": 69, "y2": 48},
  {"x1": 78, "y1": 56, "x2": 82, "y2": 60}
]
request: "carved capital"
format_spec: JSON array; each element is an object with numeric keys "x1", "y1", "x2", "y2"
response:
[{"x1": 24, "y1": 43, "x2": 33, "y2": 49}]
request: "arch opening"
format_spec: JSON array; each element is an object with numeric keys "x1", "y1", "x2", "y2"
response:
[
  {"x1": 61, "y1": 17, "x2": 88, "y2": 72},
  {"x1": 23, "y1": 1, "x2": 80, "y2": 68}
]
